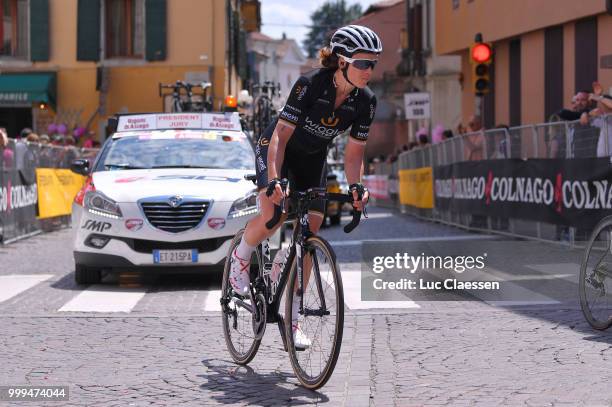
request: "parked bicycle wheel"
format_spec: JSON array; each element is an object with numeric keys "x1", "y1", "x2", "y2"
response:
[
  {"x1": 221, "y1": 229, "x2": 261, "y2": 364},
  {"x1": 579, "y1": 216, "x2": 612, "y2": 330},
  {"x1": 285, "y1": 235, "x2": 344, "y2": 389}
]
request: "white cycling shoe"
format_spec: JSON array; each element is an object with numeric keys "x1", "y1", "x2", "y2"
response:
[
  {"x1": 292, "y1": 323, "x2": 312, "y2": 350},
  {"x1": 228, "y1": 248, "x2": 250, "y2": 296}
]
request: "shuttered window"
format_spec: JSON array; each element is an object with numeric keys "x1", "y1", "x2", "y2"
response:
[
  {"x1": 77, "y1": 0, "x2": 101, "y2": 61},
  {"x1": 145, "y1": 0, "x2": 166, "y2": 61},
  {"x1": 30, "y1": 0, "x2": 48, "y2": 61}
]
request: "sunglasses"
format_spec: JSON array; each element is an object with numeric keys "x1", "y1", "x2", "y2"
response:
[{"x1": 341, "y1": 55, "x2": 378, "y2": 70}]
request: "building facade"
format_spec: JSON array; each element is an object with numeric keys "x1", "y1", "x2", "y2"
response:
[
  {"x1": 351, "y1": 0, "x2": 462, "y2": 159},
  {"x1": 0, "y1": 0, "x2": 254, "y2": 140},
  {"x1": 436, "y1": 0, "x2": 612, "y2": 127},
  {"x1": 247, "y1": 32, "x2": 306, "y2": 99}
]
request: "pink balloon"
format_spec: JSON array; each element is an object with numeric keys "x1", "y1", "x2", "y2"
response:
[
  {"x1": 47, "y1": 123, "x2": 57, "y2": 134},
  {"x1": 73, "y1": 127, "x2": 86, "y2": 138}
]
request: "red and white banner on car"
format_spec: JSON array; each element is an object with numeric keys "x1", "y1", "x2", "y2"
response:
[{"x1": 117, "y1": 113, "x2": 242, "y2": 132}]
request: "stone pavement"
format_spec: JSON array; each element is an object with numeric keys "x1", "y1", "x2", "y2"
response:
[{"x1": 1, "y1": 210, "x2": 612, "y2": 406}]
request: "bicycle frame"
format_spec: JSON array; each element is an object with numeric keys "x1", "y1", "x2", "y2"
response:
[{"x1": 227, "y1": 190, "x2": 331, "y2": 350}]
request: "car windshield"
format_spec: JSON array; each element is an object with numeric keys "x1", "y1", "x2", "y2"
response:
[{"x1": 95, "y1": 130, "x2": 254, "y2": 171}]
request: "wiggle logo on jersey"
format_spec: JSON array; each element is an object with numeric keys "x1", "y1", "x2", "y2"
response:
[
  {"x1": 304, "y1": 117, "x2": 342, "y2": 139},
  {"x1": 320, "y1": 115, "x2": 340, "y2": 127}
]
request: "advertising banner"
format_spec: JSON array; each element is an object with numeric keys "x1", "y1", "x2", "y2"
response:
[
  {"x1": 0, "y1": 169, "x2": 39, "y2": 242},
  {"x1": 36, "y1": 169, "x2": 86, "y2": 219},
  {"x1": 399, "y1": 167, "x2": 434, "y2": 209},
  {"x1": 434, "y1": 158, "x2": 612, "y2": 228}
]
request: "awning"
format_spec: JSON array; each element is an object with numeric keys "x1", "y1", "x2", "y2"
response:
[{"x1": 0, "y1": 72, "x2": 57, "y2": 109}]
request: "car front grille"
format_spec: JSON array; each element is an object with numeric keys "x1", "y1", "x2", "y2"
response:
[
  {"x1": 115, "y1": 236, "x2": 232, "y2": 253},
  {"x1": 140, "y1": 200, "x2": 209, "y2": 233}
]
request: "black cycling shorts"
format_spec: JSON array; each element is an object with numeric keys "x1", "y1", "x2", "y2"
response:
[{"x1": 254, "y1": 121, "x2": 327, "y2": 215}]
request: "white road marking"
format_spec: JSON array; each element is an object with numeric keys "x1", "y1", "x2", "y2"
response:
[
  {"x1": 525, "y1": 263, "x2": 580, "y2": 283},
  {"x1": 0, "y1": 274, "x2": 54, "y2": 303},
  {"x1": 202, "y1": 289, "x2": 222, "y2": 312},
  {"x1": 460, "y1": 267, "x2": 562, "y2": 306},
  {"x1": 59, "y1": 285, "x2": 147, "y2": 313},
  {"x1": 329, "y1": 234, "x2": 497, "y2": 247},
  {"x1": 324, "y1": 268, "x2": 420, "y2": 310}
]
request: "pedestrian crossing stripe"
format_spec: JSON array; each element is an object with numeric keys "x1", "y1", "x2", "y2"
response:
[
  {"x1": 0, "y1": 274, "x2": 54, "y2": 303},
  {"x1": 0, "y1": 262, "x2": 580, "y2": 313}
]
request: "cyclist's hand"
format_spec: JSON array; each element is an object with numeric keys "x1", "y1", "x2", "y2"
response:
[
  {"x1": 349, "y1": 183, "x2": 369, "y2": 212},
  {"x1": 266, "y1": 178, "x2": 286, "y2": 206}
]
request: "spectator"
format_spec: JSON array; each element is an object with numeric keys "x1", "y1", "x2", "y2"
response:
[
  {"x1": 0, "y1": 128, "x2": 14, "y2": 169},
  {"x1": 442, "y1": 129, "x2": 454, "y2": 140},
  {"x1": 432, "y1": 124, "x2": 445, "y2": 144},
  {"x1": 591, "y1": 94, "x2": 612, "y2": 157},
  {"x1": 39, "y1": 134, "x2": 50, "y2": 145},
  {"x1": 557, "y1": 91, "x2": 590, "y2": 121},
  {"x1": 408, "y1": 141, "x2": 418, "y2": 150},
  {"x1": 456, "y1": 123, "x2": 467, "y2": 136},
  {"x1": 82, "y1": 130, "x2": 96, "y2": 149},
  {"x1": 92, "y1": 140, "x2": 101, "y2": 148},
  {"x1": 26, "y1": 133, "x2": 39, "y2": 144},
  {"x1": 416, "y1": 127, "x2": 429, "y2": 147},
  {"x1": 563, "y1": 87, "x2": 600, "y2": 158},
  {"x1": 464, "y1": 115, "x2": 485, "y2": 160}
]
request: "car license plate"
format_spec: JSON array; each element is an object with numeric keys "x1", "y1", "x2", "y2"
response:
[{"x1": 153, "y1": 249, "x2": 198, "y2": 264}]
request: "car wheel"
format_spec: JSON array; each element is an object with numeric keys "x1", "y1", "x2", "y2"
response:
[
  {"x1": 330, "y1": 212, "x2": 341, "y2": 226},
  {"x1": 75, "y1": 263, "x2": 102, "y2": 285}
]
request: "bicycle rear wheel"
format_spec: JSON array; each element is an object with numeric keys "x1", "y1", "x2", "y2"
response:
[
  {"x1": 285, "y1": 236, "x2": 344, "y2": 389},
  {"x1": 221, "y1": 229, "x2": 261, "y2": 364},
  {"x1": 579, "y1": 216, "x2": 612, "y2": 330}
]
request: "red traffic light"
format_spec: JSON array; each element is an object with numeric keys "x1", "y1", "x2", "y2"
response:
[{"x1": 471, "y1": 43, "x2": 492, "y2": 63}]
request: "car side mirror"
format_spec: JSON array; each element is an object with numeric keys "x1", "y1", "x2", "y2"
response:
[{"x1": 71, "y1": 159, "x2": 90, "y2": 176}]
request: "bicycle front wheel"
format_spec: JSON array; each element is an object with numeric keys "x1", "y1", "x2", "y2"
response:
[
  {"x1": 285, "y1": 236, "x2": 344, "y2": 389},
  {"x1": 579, "y1": 216, "x2": 612, "y2": 330},
  {"x1": 221, "y1": 229, "x2": 261, "y2": 364}
]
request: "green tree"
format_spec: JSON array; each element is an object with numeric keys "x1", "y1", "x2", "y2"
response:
[{"x1": 303, "y1": 0, "x2": 363, "y2": 58}]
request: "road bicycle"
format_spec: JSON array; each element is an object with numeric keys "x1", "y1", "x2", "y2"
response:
[
  {"x1": 220, "y1": 176, "x2": 362, "y2": 389},
  {"x1": 579, "y1": 215, "x2": 612, "y2": 330},
  {"x1": 251, "y1": 81, "x2": 280, "y2": 139},
  {"x1": 158, "y1": 81, "x2": 213, "y2": 113}
]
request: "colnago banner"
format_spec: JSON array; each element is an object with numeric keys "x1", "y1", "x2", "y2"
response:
[
  {"x1": 0, "y1": 169, "x2": 39, "y2": 242},
  {"x1": 434, "y1": 158, "x2": 612, "y2": 228}
]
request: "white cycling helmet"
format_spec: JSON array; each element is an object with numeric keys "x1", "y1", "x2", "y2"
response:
[{"x1": 330, "y1": 25, "x2": 383, "y2": 56}]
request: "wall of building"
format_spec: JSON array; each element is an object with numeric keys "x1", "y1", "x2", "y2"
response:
[
  {"x1": 436, "y1": 0, "x2": 606, "y2": 55},
  {"x1": 4, "y1": 0, "x2": 232, "y2": 138},
  {"x1": 448, "y1": 8, "x2": 612, "y2": 127}
]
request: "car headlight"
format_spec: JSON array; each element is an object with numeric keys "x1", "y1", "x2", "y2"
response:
[
  {"x1": 84, "y1": 191, "x2": 123, "y2": 219},
  {"x1": 228, "y1": 191, "x2": 258, "y2": 219}
]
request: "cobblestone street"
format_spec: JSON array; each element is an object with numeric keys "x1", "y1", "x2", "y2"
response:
[{"x1": 1, "y1": 210, "x2": 612, "y2": 406}]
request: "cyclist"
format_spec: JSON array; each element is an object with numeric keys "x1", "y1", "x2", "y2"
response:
[{"x1": 229, "y1": 25, "x2": 382, "y2": 348}]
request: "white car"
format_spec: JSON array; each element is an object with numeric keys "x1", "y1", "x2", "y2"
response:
[{"x1": 71, "y1": 112, "x2": 279, "y2": 284}]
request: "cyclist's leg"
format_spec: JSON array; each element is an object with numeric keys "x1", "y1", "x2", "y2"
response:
[
  {"x1": 286, "y1": 151, "x2": 327, "y2": 339},
  {"x1": 229, "y1": 120, "x2": 286, "y2": 293}
]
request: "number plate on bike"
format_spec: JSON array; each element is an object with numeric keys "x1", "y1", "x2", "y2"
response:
[{"x1": 153, "y1": 249, "x2": 198, "y2": 264}]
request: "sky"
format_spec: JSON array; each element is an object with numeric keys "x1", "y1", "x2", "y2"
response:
[{"x1": 260, "y1": 0, "x2": 382, "y2": 54}]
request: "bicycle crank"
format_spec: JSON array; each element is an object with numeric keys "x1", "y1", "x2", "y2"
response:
[{"x1": 252, "y1": 293, "x2": 267, "y2": 340}]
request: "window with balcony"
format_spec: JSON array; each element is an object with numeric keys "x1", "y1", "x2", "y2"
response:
[
  {"x1": 105, "y1": 0, "x2": 145, "y2": 59},
  {"x1": 0, "y1": 0, "x2": 28, "y2": 58}
]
